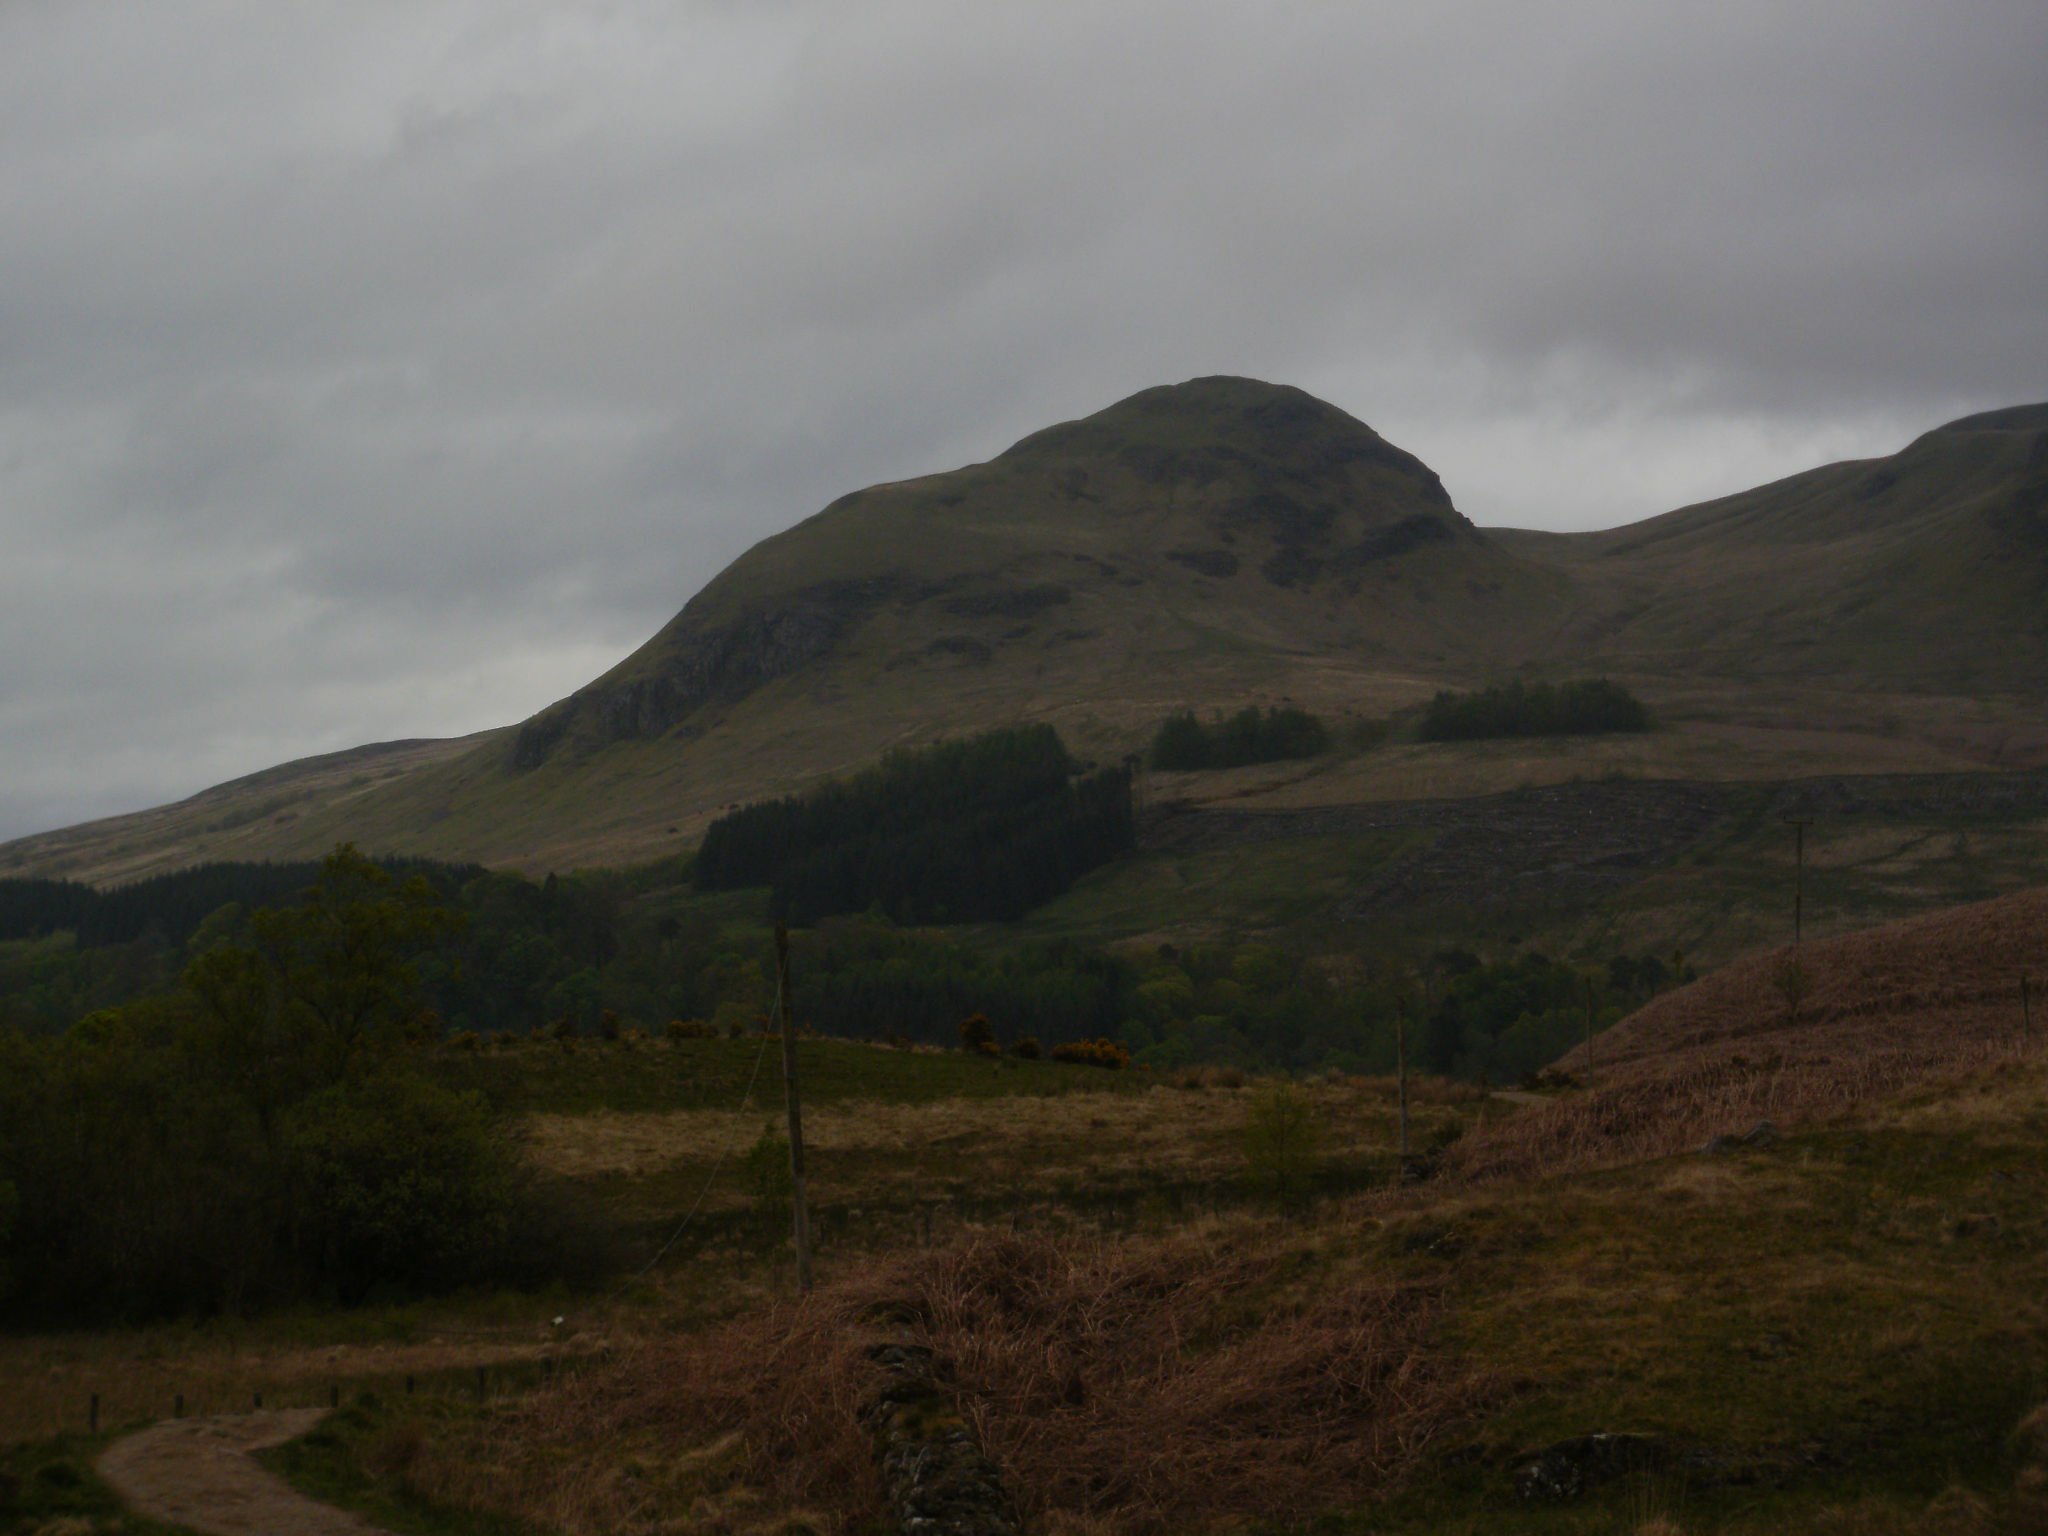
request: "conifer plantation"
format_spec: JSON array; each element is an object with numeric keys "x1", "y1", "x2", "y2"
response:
[
  {"x1": 1418, "y1": 678, "x2": 1649, "y2": 741},
  {"x1": 693, "y1": 725, "x2": 1134, "y2": 923},
  {"x1": 1148, "y1": 705, "x2": 1331, "y2": 770}
]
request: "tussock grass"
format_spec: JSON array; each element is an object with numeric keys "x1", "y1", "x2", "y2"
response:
[
  {"x1": 407, "y1": 1223, "x2": 1492, "y2": 1536},
  {"x1": 304, "y1": 1033, "x2": 2048, "y2": 1534},
  {"x1": 29, "y1": 887, "x2": 2048, "y2": 1533},
  {"x1": 524, "y1": 1074, "x2": 1471, "y2": 1239}
]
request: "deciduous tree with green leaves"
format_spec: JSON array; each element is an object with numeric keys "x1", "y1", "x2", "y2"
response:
[{"x1": 184, "y1": 843, "x2": 464, "y2": 1139}]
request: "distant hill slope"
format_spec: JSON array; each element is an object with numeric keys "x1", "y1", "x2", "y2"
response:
[
  {"x1": 1495, "y1": 402, "x2": 2048, "y2": 691},
  {"x1": 0, "y1": 735, "x2": 493, "y2": 888},
  {"x1": 5, "y1": 383, "x2": 2046, "y2": 885}
]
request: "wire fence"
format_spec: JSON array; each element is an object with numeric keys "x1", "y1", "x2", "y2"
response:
[{"x1": 37, "y1": 1349, "x2": 624, "y2": 1445}]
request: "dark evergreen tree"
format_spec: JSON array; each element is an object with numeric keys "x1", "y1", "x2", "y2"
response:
[
  {"x1": 1148, "y1": 705, "x2": 1331, "y2": 769},
  {"x1": 694, "y1": 726, "x2": 1134, "y2": 925},
  {"x1": 1419, "y1": 678, "x2": 1648, "y2": 741}
]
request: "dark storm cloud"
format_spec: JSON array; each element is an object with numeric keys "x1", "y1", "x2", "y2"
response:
[{"x1": 2, "y1": 0, "x2": 2043, "y2": 838}]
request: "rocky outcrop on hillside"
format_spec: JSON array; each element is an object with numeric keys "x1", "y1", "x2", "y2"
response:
[
  {"x1": 862, "y1": 1339, "x2": 1022, "y2": 1536},
  {"x1": 510, "y1": 577, "x2": 904, "y2": 768}
]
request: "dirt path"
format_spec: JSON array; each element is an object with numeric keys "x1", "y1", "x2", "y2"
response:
[{"x1": 97, "y1": 1408, "x2": 399, "y2": 1536}]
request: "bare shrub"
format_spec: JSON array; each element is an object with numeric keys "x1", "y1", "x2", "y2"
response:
[
  {"x1": 1170, "y1": 1065, "x2": 1246, "y2": 1091},
  {"x1": 1770, "y1": 950, "x2": 1811, "y2": 1021},
  {"x1": 959, "y1": 1013, "x2": 996, "y2": 1052},
  {"x1": 1050, "y1": 1038, "x2": 1131, "y2": 1070},
  {"x1": 1240, "y1": 1083, "x2": 1325, "y2": 1207}
]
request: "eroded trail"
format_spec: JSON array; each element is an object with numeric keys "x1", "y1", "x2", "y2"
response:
[{"x1": 97, "y1": 1408, "x2": 397, "y2": 1536}]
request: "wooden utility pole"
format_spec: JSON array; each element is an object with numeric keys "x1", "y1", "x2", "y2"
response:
[
  {"x1": 1584, "y1": 973, "x2": 1597, "y2": 1078},
  {"x1": 2024, "y1": 974, "x2": 2034, "y2": 1051},
  {"x1": 1785, "y1": 818, "x2": 1812, "y2": 946},
  {"x1": 1394, "y1": 1004, "x2": 1411, "y2": 1160},
  {"x1": 774, "y1": 922, "x2": 813, "y2": 1292}
]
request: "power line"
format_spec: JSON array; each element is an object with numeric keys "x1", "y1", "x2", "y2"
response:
[{"x1": 606, "y1": 1021, "x2": 777, "y2": 1296}]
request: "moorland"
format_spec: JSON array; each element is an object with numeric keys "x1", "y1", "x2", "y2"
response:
[
  {"x1": 4, "y1": 880, "x2": 2043, "y2": 1534},
  {"x1": 2, "y1": 379, "x2": 2046, "y2": 1535}
]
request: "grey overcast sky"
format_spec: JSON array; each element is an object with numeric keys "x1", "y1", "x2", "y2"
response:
[{"x1": 3, "y1": 1, "x2": 2044, "y2": 842}]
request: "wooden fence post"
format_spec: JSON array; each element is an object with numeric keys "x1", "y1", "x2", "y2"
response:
[
  {"x1": 1584, "y1": 974, "x2": 1597, "y2": 1079},
  {"x1": 776, "y1": 921, "x2": 814, "y2": 1293},
  {"x1": 1785, "y1": 817, "x2": 1811, "y2": 946},
  {"x1": 1395, "y1": 1005, "x2": 1410, "y2": 1160}
]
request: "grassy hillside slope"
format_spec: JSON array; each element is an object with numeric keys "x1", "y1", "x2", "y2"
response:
[
  {"x1": 5, "y1": 385, "x2": 2045, "y2": 884},
  {"x1": 1496, "y1": 402, "x2": 2048, "y2": 691},
  {"x1": 0, "y1": 733, "x2": 495, "y2": 887}
]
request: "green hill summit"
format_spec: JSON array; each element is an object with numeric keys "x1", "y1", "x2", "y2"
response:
[{"x1": 509, "y1": 376, "x2": 1527, "y2": 770}]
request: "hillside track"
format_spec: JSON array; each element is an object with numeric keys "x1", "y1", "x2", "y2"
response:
[
  {"x1": 1139, "y1": 767, "x2": 2048, "y2": 914},
  {"x1": 97, "y1": 1408, "x2": 396, "y2": 1536}
]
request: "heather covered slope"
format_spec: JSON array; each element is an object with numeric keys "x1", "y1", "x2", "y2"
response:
[
  {"x1": 8, "y1": 886, "x2": 2048, "y2": 1531},
  {"x1": 1564, "y1": 882, "x2": 2047, "y2": 1078},
  {"x1": 1454, "y1": 883, "x2": 2048, "y2": 1182},
  {"x1": 216, "y1": 904, "x2": 2048, "y2": 1536}
]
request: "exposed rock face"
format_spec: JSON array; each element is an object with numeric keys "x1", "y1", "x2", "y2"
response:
[
  {"x1": 937, "y1": 584, "x2": 1071, "y2": 620},
  {"x1": 510, "y1": 578, "x2": 902, "y2": 768},
  {"x1": 861, "y1": 1341, "x2": 1022, "y2": 1536},
  {"x1": 1513, "y1": 1432, "x2": 1671, "y2": 1501},
  {"x1": 1696, "y1": 1119, "x2": 1781, "y2": 1154}
]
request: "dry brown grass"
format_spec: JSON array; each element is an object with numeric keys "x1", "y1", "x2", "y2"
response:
[
  {"x1": 1563, "y1": 885, "x2": 2047, "y2": 1077},
  {"x1": 0, "y1": 1328, "x2": 571, "y2": 1448},
  {"x1": 523, "y1": 1076, "x2": 1455, "y2": 1212},
  {"x1": 36, "y1": 888, "x2": 2048, "y2": 1530},
  {"x1": 1168, "y1": 1064, "x2": 1247, "y2": 1089},
  {"x1": 1451, "y1": 886, "x2": 2048, "y2": 1183},
  {"x1": 524, "y1": 1088, "x2": 1264, "y2": 1183},
  {"x1": 419, "y1": 1222, "x2": 1492, "y2": 1536}
]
